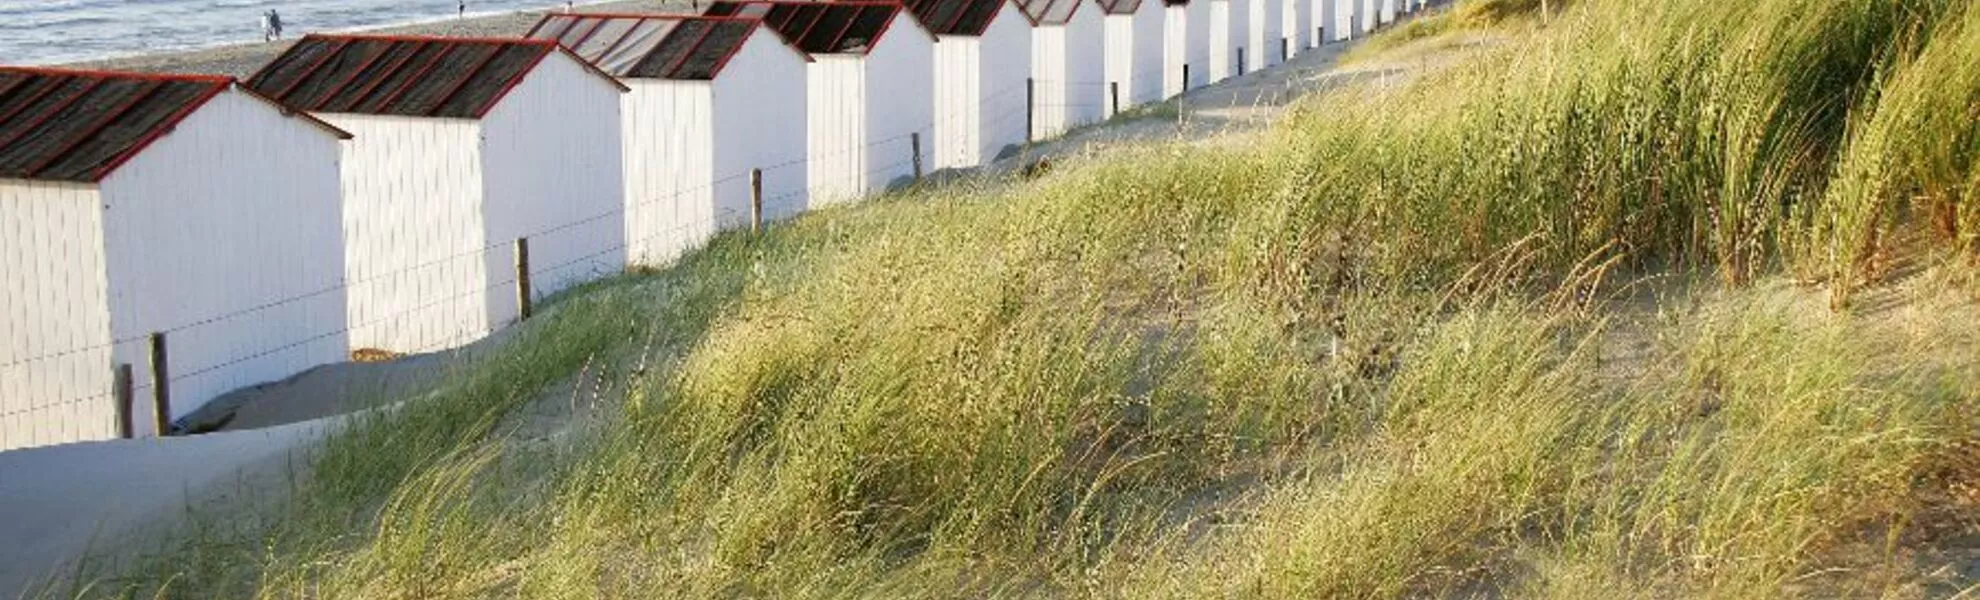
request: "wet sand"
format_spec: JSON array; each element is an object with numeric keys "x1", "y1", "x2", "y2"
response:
[{"x1": 68, "y1": 0, "x2": 690, "y2": 79}]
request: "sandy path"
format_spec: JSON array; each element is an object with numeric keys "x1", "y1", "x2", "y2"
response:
[{"x1": 0, "y1": 418, "x2": 335, "y2": 594}]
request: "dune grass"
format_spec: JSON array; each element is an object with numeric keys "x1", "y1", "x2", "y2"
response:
[{"x1": 50, "y1": 0, "x2": 1980, "y2": 597}]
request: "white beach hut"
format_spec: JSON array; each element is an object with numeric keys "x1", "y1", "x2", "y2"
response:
[
  {"x1": 0, "y1": 67, "x2": 349, "y2": 448},
  {"x1": 527, "y1": 13, "x2": 810, "y2": 267},
  {"x1": 247, "y1": 35, "x2": 628, "y2": 356},
  {"x1": 1164, "y1": 0, "x2": 1211, "y2": 97},
  {"x1": 1021, "y1": 0, "x2": 1105, "y2": 139},
  {"x1": 1244, "y1": 0, "x2": 1283, "y2": 71},
  {"x1": 705, "y1": 1, "x2": 934, "y2": 203},
  {"x1": 1286, "y1": 0, "x2": 1309, "y2": 54},
  {"x1": 1099, "y1": 0, "x2": 1166, "y2": 115},
  {"x1": 894, "y1": 0, "x2": 1033, "y2": 170},
  {"x1": 1207, "y1": 0, "x2": 1233, "y2": 81}
]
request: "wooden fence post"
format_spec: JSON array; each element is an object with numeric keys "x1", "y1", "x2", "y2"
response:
[
  {"x1": 147, "y1": 333, "x2": 169, "y2": 437},
  {"x1": 1238, "y1": 47, "x2": 1246, "y2": 76},
  {"x1": 1110, "y1": 81, "x2": 1120, "y2": 118},
  {"x1": 113, "y1": 363, "x2": 133, "y2": 439},
  {"x1": 1182, "y1": 63, "x2": 1190, "y2": 93},
  {"x1": 750, "y1": 168, "x2": 764, "y2": 236},
  {"x1": 910, "y1": 132, "x2": 923, "y2": 182},
  {"x1": 514, "y1": 238, "x2": 532, "y2": 321},
  {"x1": 1282, "y1": 37, "x2": 1290, "y2": 62},
  {"x1": 1025, "y1": 77, "x2": 1036, "y2": 142}
]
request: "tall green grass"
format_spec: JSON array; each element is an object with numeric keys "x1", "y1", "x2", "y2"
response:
[{"x1": 58, "y1": 0, "x2": 1980, "y2": 597}]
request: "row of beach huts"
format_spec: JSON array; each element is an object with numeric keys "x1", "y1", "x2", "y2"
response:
[{"x1": 0, "y1": 0, "x2": 1427, "y2": 451}]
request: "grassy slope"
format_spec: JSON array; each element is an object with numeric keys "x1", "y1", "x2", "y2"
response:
[{"x1": 66, "y1": 0, "x2": 1980, "y2": 597}]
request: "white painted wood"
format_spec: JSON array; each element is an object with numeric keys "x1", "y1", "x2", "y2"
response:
[
  {"x1": 711, "y1": 28, "x2": 810, "y2": 224},
  {"x1": 480, "y1": 51, "x2": 627, "y2": 315},
  {"x1": 1031, "y1": 0, "x2": 1106, "y2": 138},
  {"x1": 1254, "y1": 0, "x2": 1283, "y2": 67},
  {"x1": 1208, "y1": 0, "x2": 1231, "y2": 81},
  {"x1": 932, "y1": 2, "x2": 1030, "y2": 170},
  {"x1": 332, "y1": 52, "x2": 624, "y2": 356},
  {"x1": 807, "y1": 18, "x2": 935, "y2": 204},
  {"x1": 863, "y1": 18, "x2": 937, "y2": 193},
  {"x1": 622, "y1": 80, "x2": 713, "y2": 267},
  {"x1": 614, "y1": 27, "x2": 807, "y2": 269},
  {"x1": 0, "y1": 180, "x2": 112, "y2": 451},
  {"x1": 1164, "y1": 0, "x2": 1211, "y2": 96},
  {"x1": 1102, "y1": 0, "x2": 1167, "y2": 112},
  {"x1": 328, "y1": 114, "x2": 488, "y2": 356},
  {"x1": 97, "y1": 88, "x2": 347, "y2": 434},
  {"x1": 1287, "y1": 0, "x2": 1309, "y2": 53}
]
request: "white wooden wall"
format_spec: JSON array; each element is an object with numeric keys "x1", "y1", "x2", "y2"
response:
[
  {"x1": 481, "y1": 52, "x2": 627, "y2": 315},
  {"x1": 979, "y1": 4, "x2": 1033, "y2": 162},
  {"x1": 330, "y1": 115, "x2": 489, "y2": 355},
  {"x1": 1103, "y1": 1, "x2": 1166, "y2": 111},
  {"x1": 622, "y1": 80, "x2": 713, "y2": 267},
  {"x1": 807, "y1": 55, "x2": 867, "y2": 205},
  {"x1": 932, "y1": 36, "x2": 984, "y2": 170},
  {"x1": 1164, "y1": 1, "x2": 1211, "y2": 96},
  {"x1": 865, "y1": 23, "x2": 936, "y2": 192},
  {"x1": 101, "y1": 89, "x2": 346, "y2": 431},
  {"x1": 1208, "y1": 0, "x2": 1231, "y2": 81},
  {"x1": 0, "y1": 180, "x2": 112, "y2": 451},
  {"x1": 713, "y1": 28, "x2": 810, "y2": 223},
  {"x1": 1283, "y1": 0, "x2": 1298, "y2": 52},
  {"x1": 1032, "y1": 4, "x2": 1105, "y2": 138},
  {"x1": 1254, "y1": 0, "x2": 1283, "y2": 67}
]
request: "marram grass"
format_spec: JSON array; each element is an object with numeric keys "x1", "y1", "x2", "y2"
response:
[{"x1": 50, "y1": 0, "x2": 1980, "y2": 597}]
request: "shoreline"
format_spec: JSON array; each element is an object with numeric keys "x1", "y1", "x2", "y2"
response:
[{"x1": 64, "y1": 0, "x2": 687, "y2": 79}]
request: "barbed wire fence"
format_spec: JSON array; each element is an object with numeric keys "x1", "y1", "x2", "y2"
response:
[{"x1": 0, "y1": 24, "x2": 1381, "y2": 451}]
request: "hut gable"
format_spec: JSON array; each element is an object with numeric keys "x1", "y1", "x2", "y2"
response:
[
  {"x1": 1098, "y1": 0, "x2": 1145, "y2": 13},
  {"x1": 703, "y1": 2, "x2": 907, "y2": 55},
  {"x1": 897, "y1": 0, "x2": 1015, "y2": 36},
  {"x1": 245, "y1": 35, "x2": 622, "y2": 119},
  {"x1": 1017, "y1": 0, "x2": 1084, "y2": 25},
  {"x1": 0, "y1": 69, "x2": 217, "y2": 183},
  {"x1": 527, "y1": 14, "x2": 799, "y2": 80}
]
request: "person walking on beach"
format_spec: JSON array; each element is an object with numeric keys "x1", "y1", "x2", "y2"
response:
[
  {"x1": 458, "y1": 0, "x2": 467, "y2": 18},
  {"x1": 269, "y1": 9, "x2": 284, "y2": 40},
  {"x1": 260, "y1": 10, "x2": 275, "y2": 42}
]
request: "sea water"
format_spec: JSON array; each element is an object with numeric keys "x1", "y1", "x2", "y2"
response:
[{"x1": 0, "y1": 0, "x2": 586, "y2": 66}]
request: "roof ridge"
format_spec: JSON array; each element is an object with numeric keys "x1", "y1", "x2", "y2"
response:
[{"x1": 0, "y1": 66, "x2": 233, "y2": 85}]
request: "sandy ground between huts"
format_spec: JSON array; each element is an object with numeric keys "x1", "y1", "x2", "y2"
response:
[{"x1": 0, "y1": 13, "x2": 1473, "y2": 595}]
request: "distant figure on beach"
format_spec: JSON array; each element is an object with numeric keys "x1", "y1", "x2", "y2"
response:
[
  {"x1": 458, "y1": 1, "x2": 467, "y2": 18},
  {"x1": 565, "y1": 1, "x2": 575, "y2": 11},
  {"x1": 269, "y1": 10, "x2": 284, "y2": 40},
  {"x1": 260, "y1": 10, "x2": 274, "y2": 41}
]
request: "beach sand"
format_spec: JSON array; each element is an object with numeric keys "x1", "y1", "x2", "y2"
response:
[{"x1": 69, "y1": 0, "x2": 692, "y2": 79}]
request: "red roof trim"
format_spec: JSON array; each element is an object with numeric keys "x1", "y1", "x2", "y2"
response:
[
  {"x1": 0, "y1": 76, "x2": 28, "y2": 100},
  {"x1": 231, "y1": 83, "x2": 353, "y2": 140},
  {"x1": 424, "y1": 44, "x2": 506, "y2": 116},
  {"x1": 0, "y1": 77, "x2": 67, "y2": 125},
  {"x1": 0, "y1": 77, "x2": 104, "y2": 151},
  {"x1": 266, "y1": 38, "x2": 350, "y2": 101},
  {"x1": 371, "y1": 43, "x2": 458, "y2": 113},
  {"x1": 568, "y1": 17, "x2": 613, "y2": 50},
  {"x1": 310, "y1": 41, "x2": 396, "y2": 111},
  {"x1": 590, "y1": 16, "x2": 651, "y2": 61},
  {"x1": 337, "y1": 41, "x2": 424, "y2": 111},
  {"x1": 0, "y1": 66, "x2": 231, "y2": 84},
  {"x1": 18, "y1": 80, "x2": 165, "y2": 177},
  {"x1": 661, "y1": 21, "x2": 720, "y2": 79},
  {"x1": 83, "y1": 80, "x2": 231, "y2": 182},
  {"x1": 468, "y1": 46, "x2": 627, "y2": 120}
]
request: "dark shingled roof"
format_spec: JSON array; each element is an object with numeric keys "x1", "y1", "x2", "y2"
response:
[
  {"x1": 703, "y1": 1, "x2": 904, "y2": 54},
  {"x1": 246, "y1": 35, "x2": 621, "y2": 119},
  {"x1": 1098, "y1": 0, "x2": 1145, "y2": 14},
  {"x1": 525, "y1": 14, "x2": 770, "y2": 80},
  {"x1": 0, "y1": 68, "x2": 229, "y2": 183},
  {"x1": 897, "y1": 0, "x2": 1013, "y2": 36},
  {"x1": 1017, "y1": 0, "x2": 1083, "y2": 24}
]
